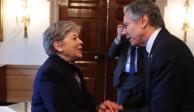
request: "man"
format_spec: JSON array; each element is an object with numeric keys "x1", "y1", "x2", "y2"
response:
[
  {"x1": 98, "y1": 0, "x2": 194, "y2": 112},
  {"x1": 121, "y1": 0, "x2": 194, "y2": 112},
  {"x1": 108, "y1": 24, "x2": 145, "y2": 108}
]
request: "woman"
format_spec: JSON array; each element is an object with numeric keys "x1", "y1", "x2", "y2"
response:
[{"x1": 31, "y1": 21, "x2": 98, "y2": 112}]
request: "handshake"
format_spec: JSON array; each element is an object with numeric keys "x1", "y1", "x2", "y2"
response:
[{"x1": 97, "y1": 100, "x2": 123, "y2": 112}]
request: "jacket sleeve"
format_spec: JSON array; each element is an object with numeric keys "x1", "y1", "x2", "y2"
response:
[{"x1": 108, "y1": 38, "x2": 121, "y2": 59}]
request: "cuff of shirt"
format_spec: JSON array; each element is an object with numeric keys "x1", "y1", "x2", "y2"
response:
[{"x1": 115, "y1": 37, "x2": 121, "y2": 45}]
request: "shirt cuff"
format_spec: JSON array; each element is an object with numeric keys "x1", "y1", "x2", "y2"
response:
[{"x1": 115, "y1": 37, "x2": 121, "y2": 45}]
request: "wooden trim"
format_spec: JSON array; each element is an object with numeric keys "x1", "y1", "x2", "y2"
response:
[
  {"x1": 0, "y1": 65, "x2": 40, "y2": 103},
  {"x1": 0, "y1": 65, "x2": 6, "y2": 103}
]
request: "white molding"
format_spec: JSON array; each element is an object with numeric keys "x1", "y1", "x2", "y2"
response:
[
  {"x1": 50, "y1": 0, "x2": 59, "y2": 25},
  {"x1": 156, "y1": 0, "x2": 167, "y2": 18}
]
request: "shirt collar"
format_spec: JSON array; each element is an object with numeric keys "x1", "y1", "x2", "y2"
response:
[{"x1": 146, "y1": 28, "x2": 162, "y2": 54}]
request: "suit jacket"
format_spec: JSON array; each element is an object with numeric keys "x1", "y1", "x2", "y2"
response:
[
  {"x1": 124, "y1": 27, "x2": 194, "y2": 112},
  {"x1": 31, "y1": 55, "x2": 98, "y2": 112},
  {"x1": 108, "y1": 37, "x2": 144, "y2": 87}
]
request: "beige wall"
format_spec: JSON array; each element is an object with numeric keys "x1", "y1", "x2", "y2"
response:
[
  {"x1": 156, "y1": 0, "x2": 167, "y2": 18},
  {"x1": 0, "y1": 0, "x2": 193, "y2": 65},
  {"x1": 164, "y1": 0, "x2": 194, "y2": 54},
  {"x1": 0, "y1": 0, "x2": 49, "y2": 65}
]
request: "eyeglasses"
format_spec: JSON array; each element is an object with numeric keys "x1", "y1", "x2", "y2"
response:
[{"x1": 123, "y1": 23, "x2": 128, "y2": 29}]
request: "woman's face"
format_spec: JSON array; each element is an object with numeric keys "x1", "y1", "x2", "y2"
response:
[{"x1": 55, "y1": 30, "x2": 83, "y2": 61}]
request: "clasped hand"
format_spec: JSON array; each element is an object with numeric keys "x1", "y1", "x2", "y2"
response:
[{"x1": 97, "y1": 100, "x2": 123, "y2": 112}]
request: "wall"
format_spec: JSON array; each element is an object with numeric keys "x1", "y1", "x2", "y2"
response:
[
  {"x1": 0, "y1": 0, "x2": 193, "y2": 65},
  {"x1": 156, "y1": 0, "x2": 167, "y2": 18},
  {"x1": 0, "y1": 0, "x2": 49, "y2": 65},
  {"x1": 163, "y1": 0, "x2": 194, "y2": 55}
]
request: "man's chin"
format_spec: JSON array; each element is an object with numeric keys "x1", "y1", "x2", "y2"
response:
[
  {"x1": 130, "y1": 40, "x2": 142, "y2": 47},
  {"x1": 130, "y1": 41, "x2": 138, "y2": 46}
]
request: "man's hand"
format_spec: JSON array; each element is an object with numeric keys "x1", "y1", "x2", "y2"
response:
[{"x1": 97, "y1": 100, "x2": 123, "y2": 112}]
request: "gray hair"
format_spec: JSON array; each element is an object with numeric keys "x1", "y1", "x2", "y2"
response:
[
  {"x1": 43, "y1": 21, "x2": 81, "y2": 56},
  {"x1": 123, "y1": 0, "x2": 164, "y2": 28}
]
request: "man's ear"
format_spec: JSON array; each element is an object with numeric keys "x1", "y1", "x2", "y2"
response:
[
  {"x1": 53, "y1": 41, "x2": 63, "y2": 52},
  {"x1": 140, "y1": 15, "x2": 148, "y2": 29}
]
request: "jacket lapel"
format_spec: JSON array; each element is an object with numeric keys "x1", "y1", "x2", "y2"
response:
[
  {"x1": 145, "y1": 27, "x2": 170, "y2": 103},
  {"x1": 62, "y1": 62, "x2": 85, "y2": 106}
]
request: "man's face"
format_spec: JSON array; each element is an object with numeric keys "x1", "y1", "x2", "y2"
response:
[{"x1": 123, "y1": 12, "x2": 145, "y2": 46}]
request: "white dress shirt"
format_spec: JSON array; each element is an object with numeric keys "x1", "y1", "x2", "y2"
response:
[{"x1": 146, "y1": 28, "x2": 162, "y2": 56}]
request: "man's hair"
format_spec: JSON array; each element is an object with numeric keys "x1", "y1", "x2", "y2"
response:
[
  {"x1": 43, "y1": 21, "x2": 81, "y2": 56},
  {"x1": 123, "y1": 0, "x2": 164, "y2": 28}
]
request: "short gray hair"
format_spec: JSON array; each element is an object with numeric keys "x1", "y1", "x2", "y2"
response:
[
  {"x1": 123, "y1": 0, "x2": 164, "y2": 28},
  {"x1": 43, "y1": 21, "x2": 81, "y2": 56}
]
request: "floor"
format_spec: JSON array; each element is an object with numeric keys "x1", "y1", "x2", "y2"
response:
[{"x1": 0, "y1": 102, "x2": 31, "y2": 112}]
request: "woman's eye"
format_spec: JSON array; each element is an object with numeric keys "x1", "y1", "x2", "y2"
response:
[
  {"x1": 72, "y1": 36, "x2": 77, "y2": 40},
  {"x1": 72, "y1": 34, "x2": 79, "y2": 40}
]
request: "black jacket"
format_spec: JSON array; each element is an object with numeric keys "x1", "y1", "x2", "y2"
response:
[
  {"x1": 31, "y1": 55, "x2": 98, "y2": 112},
  {"x1": 125, "y1": 27, "x2": 194, "y2": 112}
]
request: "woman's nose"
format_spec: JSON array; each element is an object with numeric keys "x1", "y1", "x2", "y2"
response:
[{"x1": 78, "y1": 38, "x2": 83, "y2": 44}]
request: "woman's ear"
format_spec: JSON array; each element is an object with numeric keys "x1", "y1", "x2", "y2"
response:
[{"x1": 53, "y1": 41, "x2": 63, "y2": 52}]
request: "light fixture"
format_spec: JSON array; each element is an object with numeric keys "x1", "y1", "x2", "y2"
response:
[
  {"x1": 16, "y1": 0, "x2": 31, "y2": 38},
  {"x1": 182, "y1": 0, "x2": 193, "y2": 42}
]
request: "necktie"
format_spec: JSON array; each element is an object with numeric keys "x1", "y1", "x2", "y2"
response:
[
  {"x1": 130, "y1": 47, "x2": 136, "y2": 75},
  {"x1": 144, "y1": 49, "x2": 149, "y2": 64}
]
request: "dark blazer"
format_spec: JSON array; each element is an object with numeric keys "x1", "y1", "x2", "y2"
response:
[
  {"x1": 108, "y1": 37, "x2": 144, "y2": 87},
  {"x1": 124, "y1": 27, "x2": 194, "y2": 112},
  {"x1": 31, "y1": 55, "x2": 98, "y2": 112}
]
